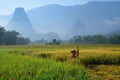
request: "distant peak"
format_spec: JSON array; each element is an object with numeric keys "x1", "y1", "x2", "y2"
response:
[
  {"x1": 13, "y1": 7, "x2": 27, "y2": 17},
  {"x1": 15, "y1": 7, "x2": 25, "y2": 13},
  {"x1": 15, "y1": 7, "x2": 24, "y2": 10},
  {"x1": 15, "y1": 7, "x2": 24, "y2": 9}
]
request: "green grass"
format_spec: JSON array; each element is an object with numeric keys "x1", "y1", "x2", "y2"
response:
[
  {"x1": 0, "y1": 44, "x2": 120, "y2": 80},
  {"x1": 0, "y1": 50, "x2": 91, "y2": 80}
]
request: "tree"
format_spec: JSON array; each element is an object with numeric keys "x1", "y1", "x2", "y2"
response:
[
  {"x1": 109, "y1": 34, "x2": 120, "y2": 44},
  {"x1": 0, "y1": 26, "x2": 5, "y2": 44},
  {"x1": 83, "y1": 35, "x2": 93, "y2": 43},
  {"x1": 69, "y1": 34, "x2": 120, "y2": 44},
  {"x1": 3, "y1": 30, "x2": 19, "y2": 45},
  {"x1": 52, "y1": 39, "x2": 57, "y2": 43},
  {"x1": 17, "y1": 37, "x2": 30, "y2": 44},
  {"x1": 92, "y1": 35, "x2": 107, "y2": 43},
  {"x1": 52, "y1": 39, "x2": 60, "y2": 44},
  {"x1": 71, "y1": 36, "x2": 83, "y2": 43},
  {"x1": 0, "y1": 26, "x2": 30, "y2": 45}
]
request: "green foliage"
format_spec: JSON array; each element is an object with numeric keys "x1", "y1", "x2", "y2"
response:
[
  {"x1": 0, "y1": 27, "x2": 5, "y2": 45},
  {"x1": 0, "y1": 51, "x2": 91, "y2": 80},
  {"x1": 0, "y1": 44, "x2": 119, "y2": 80},
  {"x1": 109, "y1": 34, "x2": 120, "y2": 44},
  {"x1": 3, "y1": 30, "x2": 19, "y2": 45},
  {"x1": 83, "y1": 35, "x2": 93, "y2": 43},
  {"x1": 72, "y1": 36, "x2": 83, "y2": 43},
  {"x1": 0, "y1": 26, "x2": 30, "y2": 45},
  {"x1": 38, "y1": 53, "x2": 51, "y2": 59},
  {"x1": 92, "y1": 35, "x2": 107, "y2": 43},
  {"x1": 17, "y1": 37, "x2": 30, "y2": 45},
  {"x1": 80, "y1": 54, "x2": 120, "y2": 67},
  {"x1": 70, "y1": 34, "x2": 120, "y2": 44}
]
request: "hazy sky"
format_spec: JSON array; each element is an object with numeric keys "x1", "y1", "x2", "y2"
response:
[{"x1": 0, "y1": 0, "x2": 119, "y2": 15}]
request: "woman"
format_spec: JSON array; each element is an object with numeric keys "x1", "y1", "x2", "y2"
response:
[{"x1": 71, "y1": 49, "x2": 77, "y2": 58}]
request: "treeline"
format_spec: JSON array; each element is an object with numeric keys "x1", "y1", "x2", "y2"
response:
[
  {"x1": 0, "y1": 26, "x2": 30, "y2": 45},
  {"x1": 32, "y1": 39, "x2": 61, "y2": 44},
  {"x1": 70, "y1": 34, "x2": 120, "y2": 44}
]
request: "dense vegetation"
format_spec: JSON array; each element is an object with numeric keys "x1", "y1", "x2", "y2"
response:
[
  {"x1": 0, "y1": 26, "x2": 30, "y2": 45},
  {"x1": 70, "y1": 34, "x2": 120, "y2": 44},
  {"x1": 0, "y1": 45, "x2": 92, "y2": 80},
  {"x1": 0, "y1": 44, "x2": 120, "y2": 80}
]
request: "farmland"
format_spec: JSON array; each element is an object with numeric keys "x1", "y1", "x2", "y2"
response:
[{"x1": 0, "y1": 44, "x2": 120, "y2": 80}]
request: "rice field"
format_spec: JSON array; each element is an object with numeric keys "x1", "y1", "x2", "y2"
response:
[{"x1": 0, "y1": 44, "x2": 120, "y2": 80}]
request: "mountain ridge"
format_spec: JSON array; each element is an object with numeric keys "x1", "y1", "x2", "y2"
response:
[
  {"x1": 0, "y1": 1, "x2": 120, "y2": 40},
  {"x1": 27, "y1": 1, "x2": 120, "y2": 39},
  {"x1": 6, "y1": 7, "x2": 60, "y2": 41}
]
